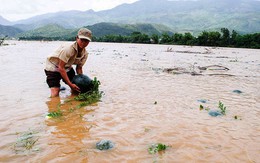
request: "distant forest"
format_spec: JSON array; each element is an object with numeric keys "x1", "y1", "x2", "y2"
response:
[
  {"x1": 17, "y1": 28, "x2": 260, "y2": 49},
  {"x1": 94, "y1": 28, "x2": 260, "y2": 49}
]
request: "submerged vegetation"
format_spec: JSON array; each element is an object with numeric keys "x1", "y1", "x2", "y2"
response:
[{"x1": 12, "y1": 130, "x2": 40, "y2": 153}]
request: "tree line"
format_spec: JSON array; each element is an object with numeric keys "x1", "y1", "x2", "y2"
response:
[
  {"x1": 17, "y1": 28, "x2": 260, "y2": 49},
  {"x1": 94, "y1": 28, "x2": 260, "y2": 49}
]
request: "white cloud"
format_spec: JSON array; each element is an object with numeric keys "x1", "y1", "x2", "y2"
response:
[{"x1": 0, "y1": 0, "x2": 138, "y2": 21}]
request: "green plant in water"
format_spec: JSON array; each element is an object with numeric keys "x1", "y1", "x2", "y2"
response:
[
  {"x1": 218, "y1": 101, "x2": 227, "y2": 115},
  {"x1": 91, "y1": 77, "x2": 101, "y2": 92},
  {"x1": 148, "y1": 143, "x2": 168, "y2": 154},
  {"x1": 47, "y1": 109, "x2": 62, "y2": 118}
]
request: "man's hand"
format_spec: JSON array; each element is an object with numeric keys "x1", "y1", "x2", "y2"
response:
[{"x1": 70, "y1": 83, "x2": 81, "y2": 93}]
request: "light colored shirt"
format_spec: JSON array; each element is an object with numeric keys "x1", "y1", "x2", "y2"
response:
[{"x1": 45, "y1": 41, "x2": 88, "y2": 72}]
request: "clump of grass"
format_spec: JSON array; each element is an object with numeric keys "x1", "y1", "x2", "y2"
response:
[
  {"x1": 148, "y1": 143, "x2": 169, "y2": 154},
  {"x1": 218, "y1": 101, "x2": 227, "y2": 115}
]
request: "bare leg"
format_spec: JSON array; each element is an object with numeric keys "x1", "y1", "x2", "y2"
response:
[{"x1": 50, "y1": 87, "x2": 60, "y2": 97}]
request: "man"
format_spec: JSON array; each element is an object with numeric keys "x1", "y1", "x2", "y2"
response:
[{"x1": 44, "y1": 28, "x2": 92, "y2": 97}]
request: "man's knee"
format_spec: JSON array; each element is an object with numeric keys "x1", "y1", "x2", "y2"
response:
[{"x1": 50, "y1": 87, "x2": 60, "y2": 97}]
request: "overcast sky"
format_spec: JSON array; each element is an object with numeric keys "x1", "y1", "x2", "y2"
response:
[{"x1": 0, "y1": 0, "x2": 139, "y2": 21}]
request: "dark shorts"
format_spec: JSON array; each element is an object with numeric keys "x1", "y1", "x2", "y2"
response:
[{"x1": 44, "y1": 68, "x2": 75, "y2": 88}]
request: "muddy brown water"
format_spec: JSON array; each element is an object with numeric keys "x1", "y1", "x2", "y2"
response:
[{"x1": 0, "y1": 41, "x2": 259, "y2": 162}]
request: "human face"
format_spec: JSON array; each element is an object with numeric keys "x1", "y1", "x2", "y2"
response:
[{"x1": 77, "y1": 37, "x2": 90, "y2": 49}]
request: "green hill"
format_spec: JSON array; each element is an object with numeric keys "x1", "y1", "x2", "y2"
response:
[
  {"x1": 0, "y1": 24, "x2": 23, "y2": 37},
  {"x1": 17, "y1": 24, "x2": 75, "y2": 40},
  {"x1": 85, "y1": 23, "x2": 172, "y2": 37},
  {"x1": 17, "y1": 23, "x2": 173, "y2": 40}
]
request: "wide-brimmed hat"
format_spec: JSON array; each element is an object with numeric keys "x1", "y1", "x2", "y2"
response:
[{"x1": 78, "y1": 28, "x2": 92, "y2": 41}]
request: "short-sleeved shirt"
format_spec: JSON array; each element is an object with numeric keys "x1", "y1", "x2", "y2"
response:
[{"x1": 45, "y1": 41, "x2": 88, "y2": 72}]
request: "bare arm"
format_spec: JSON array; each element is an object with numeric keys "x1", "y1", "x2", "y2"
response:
[{"x1": 58, "y1": 59, "x2": 80, "y2": 92}]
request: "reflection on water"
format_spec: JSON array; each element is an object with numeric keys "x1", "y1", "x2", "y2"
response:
[
  {"x1": 42, "y1": 97, "x2": 94, "y2": 162},
  {"x1": 0, "y1": 41, "x2": 259, "y2": 162}
]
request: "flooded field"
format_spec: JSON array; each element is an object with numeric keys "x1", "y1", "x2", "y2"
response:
[{"x1": 0, "y1": 41, "x2": 259, "y2": 162}]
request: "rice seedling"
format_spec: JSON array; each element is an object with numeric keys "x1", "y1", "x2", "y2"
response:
[{"x1": 218, "y1": 101, "x2": 227, "y2": 115}]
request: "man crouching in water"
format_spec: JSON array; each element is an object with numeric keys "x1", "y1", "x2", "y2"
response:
[{"x1": 44, "y1": 28, "x2": 92, "y2": 97}]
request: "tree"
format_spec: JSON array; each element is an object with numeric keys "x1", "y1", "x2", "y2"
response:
[
  {"x1": 160, "y1": 32, "x2": 172, "y2": 44},
  {"x1": 129, "y1": 32, "x2": 150, "y2": 43},
  {"x1": 197, "y1": 31, "x2": 209, "y2": 46},
  {"x1": 220, "y1": 28, "x2": 230, "y2": 46},
  {"x1": 172, "y1": 33, "x2": 183, "y2": 45},
  {"x1": 230, "y1": 30, "x2": 238, "y2": 46},
  {"x1": 183, "y1": 33, "x2": 195, "y2": 45},
  {"x1": 151, "y1": 34, "x2": 159, "y2": 44},
  {"x1": 208, "y1": 31, "x2": 221, "y2": 46}
]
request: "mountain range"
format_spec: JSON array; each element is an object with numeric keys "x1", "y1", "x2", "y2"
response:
[{"x1": 0, "y1": 0, "x2": 259, "y2": 38}]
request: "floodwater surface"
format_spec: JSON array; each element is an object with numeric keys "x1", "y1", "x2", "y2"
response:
[{"x1": 0, "y1": 41, "x2": 259, "y2": 162}]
